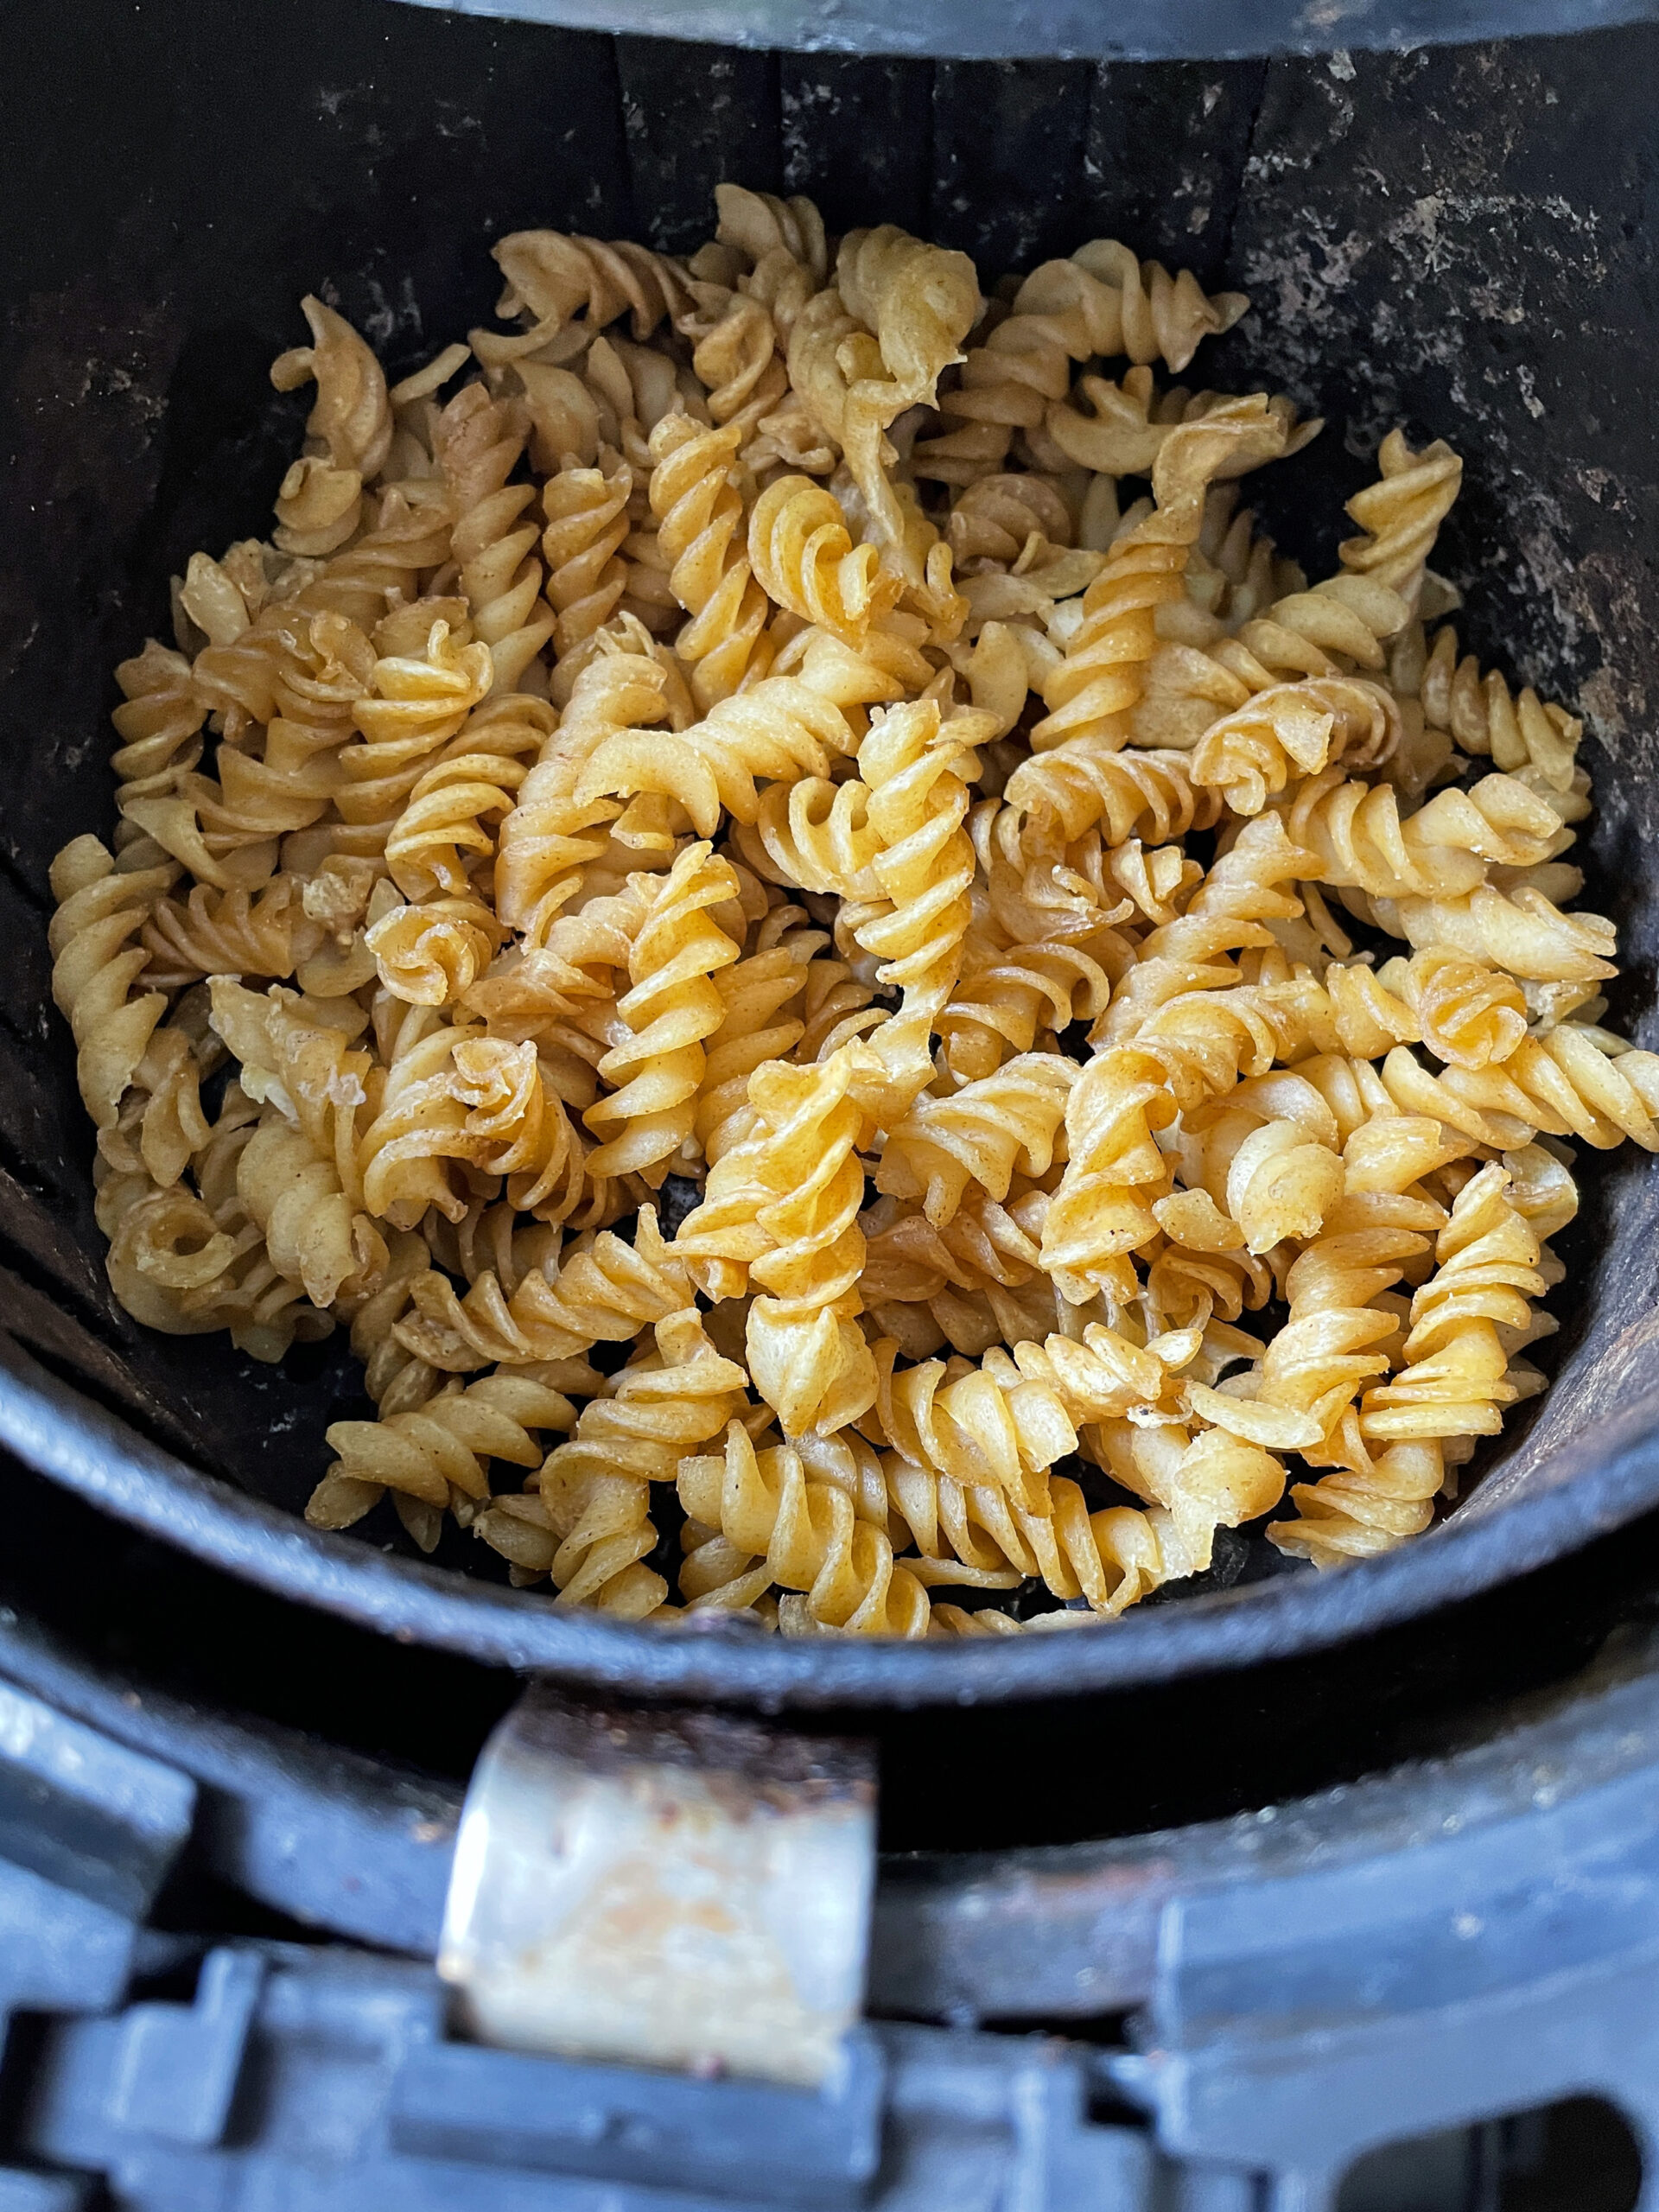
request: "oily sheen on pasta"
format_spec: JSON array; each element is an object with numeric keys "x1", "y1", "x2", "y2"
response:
[{"x1": 54, "y1": 185, "x2": 1659, "y2": 1637}]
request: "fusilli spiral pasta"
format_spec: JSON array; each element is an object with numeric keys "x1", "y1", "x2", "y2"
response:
[{"x1": 54, "y1": 188, "x2": 1646, "y2": 1637}]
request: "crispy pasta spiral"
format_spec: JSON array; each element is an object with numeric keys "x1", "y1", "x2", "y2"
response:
[
  {"x1": 541, "y1": 458, "x2": 632, "y2": 658},
  {"x1": 395, "y1": 1205, "x2": 691, "y2": 1371},
  {"x1": 50, "y1": 838, "x2": 174, "y2": 1132},
  {"x1": 1192, "y1": 678, "x2": 1401, "y2": 814},
  {"x1": 845, "y1": 699, "x2": 980, "y2": 1086},
  {"x1": 518, "y1": 1309, "x2": 749, "y2": 1612},
  {"x1": 111, "y1": 640, "x2": 207, "y2": 803},
  {"x1": 647, "y1": 414, "x2": 772, "y2": 705},
  {"x1": 1420, "y1": 624, "x2": 1582, "y2": 790},
  {"x1": 747, "y1": 474, "x2": 886, "y2": 642},
  {"x1": 582, "y1": 841, "x2": 742, "y2": 1182},
  {"x1": 914, "y1": 249, "x2": 1250, "y2": 487},
  {"x1": 434, "y1": 381, "x2": 556, "y2": 690},
  {"x1": 1279, "y1": 765, "x2": 1565, "y2": 901},
  {"x1": 474, "y1": 227, "x2": 694, "y2": 372},
  {"x1": 879, "y1": 1054, "x2": 1076, "y2": 1225},
  {"x1": 310, "y1": 1364, "x2": 582, "y2": 1535},
  {"x1": 576, "y1": 672, "x2": 852, "y2": 839},
  {"x1": 1338, "y1": 429, "x2": 1463, "y2": 613},
  {"x1": 1033, "y1": 397, "x2": 1295, "y2": 753},
  {"x1": 679, "y1": 1421, "x2": 930, "y2": 1636}
]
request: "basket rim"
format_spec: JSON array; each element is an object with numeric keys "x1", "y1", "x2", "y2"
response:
[{"x1": 5, "y1": 1330, "x2": 1657, "y2": 1707}]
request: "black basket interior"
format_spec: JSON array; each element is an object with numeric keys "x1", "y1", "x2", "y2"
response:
[{"x1": 5, "y1": 0, "x2": 1659, "y2": 1703}]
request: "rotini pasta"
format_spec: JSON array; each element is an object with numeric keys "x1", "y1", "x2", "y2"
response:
[
  {"x1": 879, "y1": 1053, "x2": 1077, "y2": 1225},
  {"x1": 679, "y1": 1421, "x2": 930, "y2": 1635},
  {"x1": 434, "y1": 380, "x2": 556, "y2": 691},
  {"x1": 647, "y1": 414, "x2": 772, "y2": 706},
  {"x1": 54, "y1": 189, "x2": 1643, "y2": 1637},
  {"x1": 1278, "y1": 764, "x2": 1566, "y2": 902},
  {"x1": 1338, "y1": 429, "x2": 1463, "y2": 614},
  {"x1": 575, "y1": 669, "x2": 853, "y2": 840},
  {"x1": 49, "y1": 837, "x2": 175, "y2": 1134},
  {"x1": 1192, "y1": 678, "x2": 1402, "y2": 815},
  {"x1": 1419, "y1": 623, "x2": 1582, "y2": 790},
  {"x1": 1032, "y1": 396, "x2": 1299, "y2": 755},
  {"x1": 747, "y1": 474, "x2": 887, "y2": 642},
  {"x1": 472, "y1": 226, "x2": 694, "y2": 373},
  {"x1": 789, "y1": 225, "x2": 978, "y2": 568},
  {"x1": 582, "y1": 840, "x2": 742, "y2": 1183},
  {"x1": 523, "y1": 1308, "x2": 748, "y2": 1613},
  {"x1": 844, "y1": 697, "x2": 982, "y2": 1095}
]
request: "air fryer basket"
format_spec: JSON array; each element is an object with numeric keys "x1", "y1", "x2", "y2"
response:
[{"x1": 6, "y1": 0, "x2": 1659, "y2": 1707}]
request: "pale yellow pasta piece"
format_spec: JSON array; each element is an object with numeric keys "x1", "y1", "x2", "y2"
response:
[
  {"x1": 1419, "y1": 623, "x2": 1582, "y2": 791},
  {"x1": 861, "y1": 1335, "x2": 1077, "y2": 1508},
  {"x1": 946, "y1": 474, "x2": 1073, "y2": 563},
  {"x1": 471, "y1": 226, "x2": 694, "y2": 373},
  {"x1": 309, "y1": 1363, "x2": 582, "y2": 1535},
  {"x1": 843, "y1": 698, "x2": 982, "y2": 1095},
  {"x1": 1338, "y1": 428, "x2": 1463, "y2": 615},
  {"x1": 433, "y1": 381, "x2": 556, "y2": 691},
  {"x1": 1191, "y1": 677, "x2": 1401, "y2": 814},
  {"x1": 130, "y1": 611, "x2": 379, "y2": 889},
  {"x1": 366, "y1": 894, "x2": 502, "y2": 1011},
  {"x1": 788, "y1": 225, "x2": 977, "y2": 567},
  {"x1": 1367, "y1": 881, "x2": 1618, "y2": 985},
  {"x1": 49, "y1": 837, "x2": 174, "y2": 1134},
  {"x1": 110, "y1": 639, "x2": 207, "y2": 804},
  {"x1": 747, "y1": 474, "x2": 887, "y2": 642},
  {"x1": 862, "y1": 1187, "x2": 1048, "y2": 1313},
  {"x1": 1032, "y1": 397, "x2": 1297, "y2": 754},
  {"x1": 582, "y1": 841, "x2": 742, "y2": 1183},
  {"x1": 235, "y1": 1106, "x2": 389, "y2": 1311},
  {"x1": 1124, "y1": 556, "x2": 1410, "y2": 755},
  {"x1": 916, "y1": 249, "x2": 1249, "y2": 490},
  {"x1": 1096, "y1": 810, "x2": 1315, "y2": 1042},
  {"x1": 648, "y1": 413, "x2": 772, "y2": 706},
  {"x1": 1281, "y1": 765, "x2": 1567, "y2": 902},
  {"x1": 492, "y1": 648, "x2": 664, "y2": 944},
  {"x1": 1047, "y1": 368, "x2": 1318, "y2": 490},
  {"x1": 324, "y1": 619, "x2": 495, "y2": 864},
  {"x1": 688, "y1": 286, "x2": 791, "y2": 454},
  {"x1": 938, "y1": 931, "x2": 1113, "y2": 1084},
  {"x1": 575, "y1": 673, "x2": 853, "y2": 841},
  {"x1": 733, "y1": 772, "x2": 883, "y2": 899},
  {"x1": 1002, "y1": 740, "x2": 1218, "y2": 855},
  {"x1": 1269, "y1": 1160, "x2": 1552, "y2": 1565},
  {"x1": 1249, "y1": 1185, "x2": 1443, "y2": 1455},
  {"x1": 95, "y1": 996, "x2": 220, "y2": 1190},
  {"x1": 177, "y1": 1084, "x2": 339, "y2": 1363},
  {"x1": 270, "y1": 295, "x2": 394, "y2": 480},
  {"x1": 541, "y1": 455, "x2": 632, "y2": 655},
  {"x1": 141, "y1": 876, "x2": 317, "y2": 991},
  {"x1": 96, "y1": 1161, "x2": 248, "y2": 1341},
  {"x1": 878, "y1": 1054, "x2": 1077, "y2": 1226},
  {"x1": 394, "y1": 1205, "x2": 690, "y2": 1373},
  {"x1": 678, "y1": 1421, "x2": 928, "y2": 1635},
  {"x1": 724, "y1": 1048, "x2": 883, "y2": 1437},
  {"x1": 695, "y1": 944, "x2": 811, "y2": 1166},
  {"x1": 1365, "y1": 1027, "x2": 1659, "y2": 1153},
  {"x1": 521, "y1": 1309, "x2": 749, "y2": 1613}
]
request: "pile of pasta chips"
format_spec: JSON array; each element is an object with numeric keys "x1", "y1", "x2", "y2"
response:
[{"x1": 48, "y1": 184, "x2": 1659, "y2": 1637}]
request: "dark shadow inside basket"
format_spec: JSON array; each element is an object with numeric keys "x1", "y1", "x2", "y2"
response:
[{"x1": 5, "y1": 0, "x2": 1659, "y2": 1632}]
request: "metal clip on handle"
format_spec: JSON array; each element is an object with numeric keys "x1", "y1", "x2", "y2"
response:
[{"x1": 440, "y1": 1685, "x2": 879, "y2": 2090}]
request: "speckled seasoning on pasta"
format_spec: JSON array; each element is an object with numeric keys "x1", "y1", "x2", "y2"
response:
[{"x1": 48, "y1": 185, "x2": 1659, "y2": 1635}]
